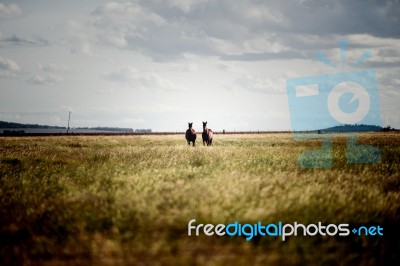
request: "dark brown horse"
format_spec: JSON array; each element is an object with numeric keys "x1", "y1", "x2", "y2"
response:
[
  {"x1": 185, "y1": 122, "x2": 197, "y2": 146},
  {"x1": 202, "y1": 121, "x2": 213, "y2": 146}
]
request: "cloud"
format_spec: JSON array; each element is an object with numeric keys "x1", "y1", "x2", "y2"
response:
[
  {"x1": 28, "y1": 74, "x2": 64, "y2": 85},
  {"x1": 220, "y1": 50, "x2": 307, "y2": 61},
  {"x1": 68, "y1": 2, "x2": 166, "y2": 57},
  {"x1": 67, "y1": 20, "x2": 93, "y2": 56},
  {"x1": 232, "y1": 76, "x2": 286, "y2": 94},
  {"x1": 377, "y1": 69, "x2": 400, "y2": 96},
  {"x1": 103, "y1": 67, "x2": 179, "y2": 91},
  {"x1": 0, "y1": 55, "x2": 20, "y2": 72},
  {"x1": 86, "y1": 104, "x2": 184, "y2": 115},
  {"x1": 269, "y1": 0, "x2": 400, "y2": 38},
  {"x1": 169, "y1": 62, "x2": 198, "y2": 72},
  {"x1": 66, "y1": 0, "x2": 400, "y2": 62},
  {"x1": 0, "y1": 112, "x2": 21, "y2": 122},
  {"x1": 1, "y1": 34, "x2": 49, "y2": 46},
  {"x1": 90, "y1": 2, "x2": 219, "y2": 60},
  {"x1": 38, "y1": 63, "x2": 69, "y2": 72},
  {"x1": 26, "y1": 63, "x2": 68, "y2": 85},
  {"x1": 70, "y1": 41, "x2": 92, "y2": 56},
  {"x1": 95, "y1": 88, "x2": 115, "y2": 95},
  {"x1": 92, "y1": 2, "x2": 165, "y2": 26},
  {"x1": 0, "y1": 3, "x2": 21, "y2": 19},
  {"x1": 0, "y1": 55, "x2": 20, "y2": 77}
]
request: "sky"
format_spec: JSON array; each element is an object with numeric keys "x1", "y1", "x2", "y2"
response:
[{"x1": 0, "y1": 0, "x2": 399, "y2": 131}]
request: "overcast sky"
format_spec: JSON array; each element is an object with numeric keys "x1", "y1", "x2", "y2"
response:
[{"x1": 0, "y1": 0, "x2": 399, "y2": 131}]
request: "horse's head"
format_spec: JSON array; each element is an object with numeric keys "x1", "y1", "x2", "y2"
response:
[
  {"x1": 188, "y1": 122, "x2": 193, "y2": 129},
  {"x1": 202, "y1": 121, "x2": 207, "y2": 129}
]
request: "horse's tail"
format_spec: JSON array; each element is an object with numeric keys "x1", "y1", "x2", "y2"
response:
[{"x1": 208, "y1": 129, "x2": 213, "y2": 145}]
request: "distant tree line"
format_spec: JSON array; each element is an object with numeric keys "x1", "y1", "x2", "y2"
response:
[
  {"x1": 0, "y1": 121, "x2": 65, "y2": 129},
  {"x1": 0, "y1": 121, "x2": 135, "y2": 132},
  {"x1": 320, "y1": 124, "x2": 382, "y2": 133},
  {"x1": 3, "y1": 130, "x2": 26, "y2": 135},
  {"x1": 76, "y1": 127, "x2": 134, "y2": 132},
  {"x1": 135, "y1": 129, "x2": 152, "y2": 133}
]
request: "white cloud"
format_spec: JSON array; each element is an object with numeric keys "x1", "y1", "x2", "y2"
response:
[
  {"x1": 95, "y1": 87, "x2": 115, "y2": 95},
  {"x1": 170, "y1": 62, "x2": 198, "y2": 72},
  {"x1": 0, "y1": 3, "x2": 21, "y2": 19},
  {"x1": 119, "y1": 118, "x2": 145, "y2": 124},
  {"x1": 103, "y1": 67, "x2": 179, "y2": 91},
  {"x1": 28, "y1": 74, "x2": 64, "y2": 85},
  {"x1": 68, "y1": 20, "x2": 93, "y2": 56},
  {"x1": 164, "y1": 0, "x2": 201, "y2": 13},
  {"x1": 68, "y1": 2, "x2": 166, "y2": 54},
  {"x1": 0, "y1": 55, "x2": 20, "y2": 77},
  {"x1": 243, "y1": 35, "x2": 289, "y2": 54},
  {"x1": 233, "y1": 76, "x2": 286, "y2": 94},
  {"x1": 86, "y1": 104, "x2": 184, "y2": 114},
  {"x1": 92, "y1": 2, "x2": 165, "y2": 26},
  {"x1": 38, "y1": 63, "x2": 69, "y2": 72},
  {"x1": 0, "y1": 112, "x2": 21, "y2": 122},
  {"x1": 68, "y1": 1, "x2": 290, "y2": 60},
  {"x1": 0, "y1": 55, "x2": 20, "y2": 72}
]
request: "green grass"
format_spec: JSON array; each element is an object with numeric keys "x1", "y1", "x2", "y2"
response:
[{"x1": 0, "y1": 133, "x2": 399, "y2": 265}]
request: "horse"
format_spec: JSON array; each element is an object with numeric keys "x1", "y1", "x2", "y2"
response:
[
  {"x1": 202, "y1": 121, "x2": 213, "y2": 146},
  {"x1": 185, "y1": 122, "x2": 197, "y2": 146}
]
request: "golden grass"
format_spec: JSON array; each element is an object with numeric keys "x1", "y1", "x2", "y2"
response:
[{"x1": 0, "y1": 133, "x2": 399, "y2": 265}]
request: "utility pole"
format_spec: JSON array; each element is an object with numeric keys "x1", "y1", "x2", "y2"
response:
[{"x1": 67, "y1": 111, "x2": 71, "y2": 134}]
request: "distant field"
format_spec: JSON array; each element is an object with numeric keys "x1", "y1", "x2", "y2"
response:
[{"x1": 0, "y1": 133, "x2": 399, "y2": 265}]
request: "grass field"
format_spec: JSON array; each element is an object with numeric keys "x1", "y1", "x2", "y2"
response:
[{"x1": 0, "y1": 133, "x2": 399, "y2": 265}]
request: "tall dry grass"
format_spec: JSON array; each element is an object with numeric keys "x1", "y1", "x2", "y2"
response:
[{"x1": 0, "y1": 133, "x2": 399, "y2": 265}]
